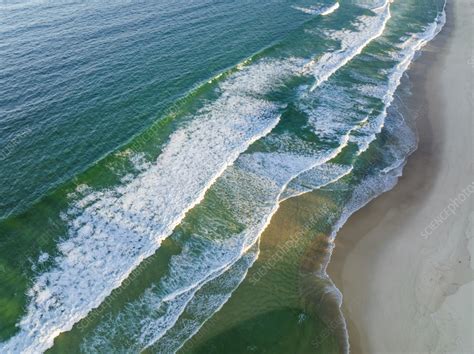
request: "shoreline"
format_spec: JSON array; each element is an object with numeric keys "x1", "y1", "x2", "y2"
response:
[{"x1": 327, "y1": 0, "x2": 473, "y2": 352}]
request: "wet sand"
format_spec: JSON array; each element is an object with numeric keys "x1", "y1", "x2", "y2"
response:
[{"x1": 327, "y1": 0, "x2": 474, "y2": 352}]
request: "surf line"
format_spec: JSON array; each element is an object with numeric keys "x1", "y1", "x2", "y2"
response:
[
  {"x1": 305, "y1": 0, "x2": 392, "y2": 91},
  {"x1": 321, "y1": 2, "x2": 340, "y2": 16},
  {"x1": 310, "y1": 6, "x2": 448, "y2": 354},
  {"x1": 141, "y1": 138, "x2": 360, "y2": 350},
  {"x1": 292, "y1": 2, "x2": 339, "y2": 16}
]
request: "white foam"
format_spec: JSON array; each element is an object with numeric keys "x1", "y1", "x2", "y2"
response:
[
  {"x1": 321, "y1": 2, "x2": 340, "y2": 16},
  {"x1": 78, "y1": 124, "x2": 360, "y2": 351},
  {"x1": 354, "y1": 4, "x2": 446, "y2": 152},
  {"x1": 1, "y1": 59, "x2": 300, "y2": 354},
  {"x1": 280, "y1": 163, "x2": 354, "y2": 201},
  {"x1": 37, "y1": 6, "x2": 406, "y2": 345},
  {"x1": 351, "y1": 0, "x2": 389, "y2": 11},
  {"x1": 146, "y1": 8, "x2": 449, "y2": 352},
  {"x1": 304, "y1": 83, "x2": 368, "y2": 141},
  {"x1": 292, "y1": 2, "x2": 339, "y2": 16},
  {"x1": 313, "y1": 8, "x2": 447, "y2": 353},
  {"x1": 162, "y1": 10, "x2": 447, "y2": 351},
  {"x1": 151, "y1": 244, "x2": 259, "y2": 353},
  {"x1": 83, "y1": 241, "x2": 260, "y2": 353},
  {"x1": 0, "y1": 3, "x2": 447, "y2": 352},
  {"x1": 292, "y1": 3, "x2": 447, "y2": 199},
  {"x1": 6, "y1": 20, "x2": 380, "y2": 345},
  {"x1": 303, "y1": 0, "x2": 391, "y2": 90}
]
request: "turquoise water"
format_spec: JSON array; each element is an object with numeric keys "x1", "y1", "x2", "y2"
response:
[{"x1": 0, "y1": 0, "x2": 446, "y2": 352}]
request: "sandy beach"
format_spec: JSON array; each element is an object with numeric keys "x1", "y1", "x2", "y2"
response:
[{"x1": 327, "y1": 0, "x2": 474, "y2": 352}]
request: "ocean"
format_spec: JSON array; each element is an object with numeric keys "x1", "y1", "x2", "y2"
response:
[{"x1": 0, "y1": 0, "x2": 446, "y2": 352}]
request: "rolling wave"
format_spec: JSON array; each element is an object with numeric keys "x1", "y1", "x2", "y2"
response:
[
  {"x1": 0, "y1": 59, "x2": 298, "y2": 353},
  {"x1": 292, "y1": 2, "x2": 340, "y2": 16},
  {"x1": 0, "y1": 0, "x2": 447, "y2": 352},
  {"x1": 304, "y1": 0, "x2": 391, "y2": 90},
  {"x1": 156, "y1": 6, "x2": 446, "y2": 353},
  {"x1": 76, "y1": 5, "x2": 420, "y2": 346},
  {"x1": 296, "y1": 6, "x2": 447, "y2": 354},
  {"x1": 2, "y1": 3, "x2": 393, "y2": 349}
]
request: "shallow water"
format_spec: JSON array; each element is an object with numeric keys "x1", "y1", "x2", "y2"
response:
[{"x1": 0, "y1": 0, "x2": 446, "y2": 352}]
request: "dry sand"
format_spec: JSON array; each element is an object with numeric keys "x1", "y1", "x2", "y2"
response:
[{"x1": 327, "y1": 0, "x2": 474, "y2": 353}]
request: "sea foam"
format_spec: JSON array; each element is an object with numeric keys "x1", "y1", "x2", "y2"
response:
[
  {"x1": 303, "y1": 0, "x2": 392, "y2": 90},
  {"x1": 0, "y1": 1, "x2": 447, "y2": 352},
  {"x1": 3, "y1": 8, "x2": 394, "y2": 346},
  {"x1": 0, "y1": 59, "x2": 299, "y2": 354},
  {"x1": 292, "y1": 2, "x2": 340, "y2": 16}
]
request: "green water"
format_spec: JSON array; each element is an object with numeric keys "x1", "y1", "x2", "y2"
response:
[{"x1": 0, "y1": 0, "x2": 446, "y2": 352}]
